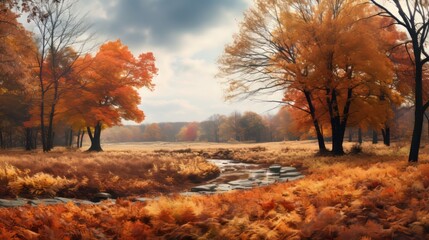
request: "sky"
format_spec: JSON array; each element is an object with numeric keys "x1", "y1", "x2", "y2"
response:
[{"x1": 71, "y1": 0, "x2": 282, "y2": 123}]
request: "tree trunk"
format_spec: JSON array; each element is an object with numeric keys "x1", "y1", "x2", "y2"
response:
[
  {"x1": 40, "y1": 88, "x2": 47, "y2": 152},
  {"x1": 332, "y1": 131, "x2": 345, "y2": 155},
  {"x1": 77, "y1": 129, "x2": 81, "y2": 148},
  {"x1": 46, "y1": 103, "x2": 56, "y2": 151},
  {"x1": 328, "y1": 87, "x2": 351, "y2": 156},
  {"x1": 382, "y1": 127, "x2": 390, "y2": 146},
  {"x1": 87, "y1": 122, "x2": 103, "y2": 152},
  {"x1": 409, "y1": 110, "x2": 423, "y2": 162},
  {"x1": 372, "y1": 130, "x2": 378, "y2": 144},
  {"x1": 79, "y1": 131, "x2": 84, "y2": 148},
  {"x1": 304, "y1": 90, "x2": 327, "y2": 153},
  {"x1": 409, "y1": 55, "x2": 424, "y2": 162}
]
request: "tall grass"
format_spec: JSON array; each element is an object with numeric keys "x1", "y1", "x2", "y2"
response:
[{"x1": 0, "y1": 151, "x2": 219, "y2": 199}]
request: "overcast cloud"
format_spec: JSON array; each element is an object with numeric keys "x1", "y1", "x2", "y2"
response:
[{"x1": 76, "y1": 0, "x2": 281, "y2": 123}]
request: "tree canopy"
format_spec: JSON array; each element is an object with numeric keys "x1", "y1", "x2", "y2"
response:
[{"x1": 219, "y1": 0, "x2": 406, "y2": 155}]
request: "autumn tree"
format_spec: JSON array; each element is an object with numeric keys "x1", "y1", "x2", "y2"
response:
[
  {"x1": 280, "y1": 0, "x2": 402, "y2": 154},
  {"x1": 143, "y1": 123, "x2": 161, "y2": 141},
  {"x1": 272, "y1": 107, "x2": 297, "y2": 141},
  {"x1": 218, "y1": 0, "x2": 328, "y2": 152},
  {"x1": 159, "y1": 123, "x2": 182, "y2": 142},
  {"x1": 0, "y1": 4, "x2": 37, "y2": 149},
  {"x1": 31, "y1": 0, "x2": 92, "y2": 151},
  {"x1": 65, "y1": 40, "x2": 157, "y2": 151},
  {"x1": 220, "y1": 0, "x2": 401, "y2": 155},
  {"x1": 239, "y1": 111, "x2": 266, "y2": 142},
  {"x1": 199, "y1": 114, "x2": 224, "y2": 142},
  {"x1": 219, "y1": 111, "x2": 243, "y2": 142},
  {"x1": 177, "y1": 122, "x2": 199, "y2": 142},
  {"x1": 261, "y1": 114, "x2": 276, "y2": 142},
  {"x1": 370, "y1": 0, "x2": 429, "y2": 162}
]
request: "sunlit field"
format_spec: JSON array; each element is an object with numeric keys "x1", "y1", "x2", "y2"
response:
[
  {"x1": 1, "y1": 141, "x2": 429, "y2": 239},
  {"x1": 3, "y1": 0, "x2": 429, "y2": 238}
]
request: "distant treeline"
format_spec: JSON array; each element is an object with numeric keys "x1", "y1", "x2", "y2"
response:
[
  {"x1": 102, "y1": 110, "x2": 297, "y2": 143},
  {"x1": 0, "y1": 105, "x2": 418, "y2": 149},
  {"x1": 102, "y1": 107, "x2": 417, "y2": 144}
]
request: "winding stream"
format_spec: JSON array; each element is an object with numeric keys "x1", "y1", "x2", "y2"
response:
[
  {"x1": 184, "y1": 159, "x2": 304, "y2": 194},
  {"x1": 0, "y1": 159, "x2": 304, "y2": 207}
]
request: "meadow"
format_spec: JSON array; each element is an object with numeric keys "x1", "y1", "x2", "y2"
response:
[{"x1": 1, "y1": 141, "x2": 429, "y2": 239}]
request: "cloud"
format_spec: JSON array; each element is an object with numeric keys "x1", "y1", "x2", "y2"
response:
[
  {"x1": 137, "y1": 50, "x2": 282, "y2": 123},
  {"x1": 80, "y1": 0, "x2": 282, "y2": 123},
  {"x1": 89, "y1": 0, "x2": 248, "y2": 50}
]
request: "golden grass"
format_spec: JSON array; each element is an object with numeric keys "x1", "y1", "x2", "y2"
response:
[
  {"x1": 0, "y1": 150, "x2": 219, "y2": 199},
  {"x1": 1, "y1": 140, "x2": 429, "y2": 239}
]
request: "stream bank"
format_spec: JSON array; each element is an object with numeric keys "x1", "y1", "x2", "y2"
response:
[{"x1": 0, "y1": 159, "x2": 304, "y2": 207}]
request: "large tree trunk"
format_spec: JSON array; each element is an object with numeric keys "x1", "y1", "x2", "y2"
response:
[
  {"x1": 331, "y1": 119, "x2": 347, "y2": 155},
  {"x1": 87, "y1": 122, "x2": 103, "y2": 152},
  {"x1": 328, "y1": 87, "x2": 351, "y2": 156},
  {"x1": 304, "y1": 90, "x2": 327, "y2": 154},
  {"x1": 332, "y1": 130, "x2": 345, "y2": 155},
  {"x1": 409, "y1": 54, "x2": 424, "y2": 162},
  {"x1": 382, "y1": 127, "x2": 390, "y2": 146},
  {"x1": 409, "y1": 109, "x2": 423, "y2": 162}
]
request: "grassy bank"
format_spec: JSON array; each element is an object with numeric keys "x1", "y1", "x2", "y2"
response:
[
  {"x1": 0, "y1": 151, "x2": 219, "y2": 199},
  {"x1": 1, "y1": 141, "x2": 429, "y2": 239}
]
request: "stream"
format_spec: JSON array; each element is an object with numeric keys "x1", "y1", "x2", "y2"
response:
[
  {"x1": 182, "y1": 159, "x2": 304, "y2": 194},
  {"x1": 0, "y1": 159, "x2": 304, "y2": 207}
]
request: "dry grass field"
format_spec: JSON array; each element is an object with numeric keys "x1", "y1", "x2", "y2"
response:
[
  {"x1": 1, "y1": 141, "x2": 429, "y2": 239},
  {"x1": 0, "y1": 148, "x2": 220, "y2": 199}
]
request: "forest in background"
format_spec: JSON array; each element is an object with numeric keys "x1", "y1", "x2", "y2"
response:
[{"x1": 101, "y1": 107, "x2": 416, "y2": 144}]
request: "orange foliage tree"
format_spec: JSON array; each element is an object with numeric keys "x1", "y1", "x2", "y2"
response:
[
  {"x1": 0, "y1": 4, "x2": 37, "y2": 149},
  {"x1": 277, "y1": 0, "x2": 405, "y2": 154},
  {"x1": 177, "y1": 122, "x2": 199, "y2": 142},
  {"x1": 60, "y1": 40, "x2": 157, "y2": 151},
  {"x1": 30, "y1": 0, "x2": 92, "y2": 152},
  {"x1": 370, "y1": 0, "x2": 429, "y2": 162},
  {"x1": 220, "y1": 0, "x2": 403, "y2": 155}
]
